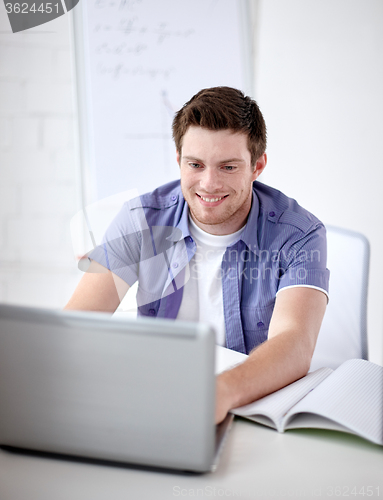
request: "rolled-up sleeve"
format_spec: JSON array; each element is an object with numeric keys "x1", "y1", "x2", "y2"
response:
[
  {"x1": 87, "y1": 202, "x2": 143, "y2": 286},
  {"x1": 276, "y1": 223, "x2": 330, "y2": 300}
]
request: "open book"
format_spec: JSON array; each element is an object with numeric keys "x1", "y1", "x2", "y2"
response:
[{"x1": 215, "y1": 346, "x2": 383, "y2": 446}]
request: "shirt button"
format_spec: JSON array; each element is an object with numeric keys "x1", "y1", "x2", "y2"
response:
[
  {"x1": 171, "y1": 195, "x2": 177, "y2": 201},
  {"x1": 257, "y1": 321, "x2": 264, "y2": 328},
  {"x1": 148, "y1": 309, "x2": 156, "y2": 316},
  {"x1": 269, "y1": 211, "x2": 275, "y2": 217},
  {"x1": 172, "y1": 262, "x2": 179, "y2": 268}
]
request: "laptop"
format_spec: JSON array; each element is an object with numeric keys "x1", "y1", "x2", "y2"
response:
[{"x1": 0, "y1": 303, "x2": 233, "y2": 473}]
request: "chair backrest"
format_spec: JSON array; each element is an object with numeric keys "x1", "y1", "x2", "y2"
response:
[{"x1": 309, "y1": 225, "x2": 370, "y2": 371}]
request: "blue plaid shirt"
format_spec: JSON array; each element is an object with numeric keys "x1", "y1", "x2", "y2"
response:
[{"x1": 89, "y1": 180, "x2": 329, "y2": 354}]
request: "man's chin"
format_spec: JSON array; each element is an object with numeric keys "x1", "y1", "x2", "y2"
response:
[{"x1": 190, "y1": 211, "x2": 226, "y2": 227}]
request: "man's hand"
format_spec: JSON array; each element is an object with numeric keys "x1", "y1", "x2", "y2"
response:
[
  {"x1": 215, "y1": 371, "x2": 234, "y2": 424},
  {"x1": 214, "y1": 287, "x2": 327, "y2": 424}
]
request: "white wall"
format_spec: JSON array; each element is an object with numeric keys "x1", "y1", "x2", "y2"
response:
[
  {"x1": 0, "y1": 9, "x2": 82, "y2": 308},
  {"x1": 255, "y1": 0, "x2": 383, "y2": 364}
]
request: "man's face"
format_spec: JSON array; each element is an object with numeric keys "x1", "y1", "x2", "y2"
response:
[{"x1": 178, "y1": 126, "x2": 266, "y2": 235}]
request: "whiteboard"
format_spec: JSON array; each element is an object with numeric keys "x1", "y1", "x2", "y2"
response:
[{"x1": 72, "y1": 0, "x2": 253, "y2": 204}]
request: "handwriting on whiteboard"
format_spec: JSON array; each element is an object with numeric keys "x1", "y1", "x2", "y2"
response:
[
  {"x1": 90, "y1": 1, "x2": 195, "y2": 81},
  {"x1": 96, "y1": 64, "x2": 175, "y2": 80}
]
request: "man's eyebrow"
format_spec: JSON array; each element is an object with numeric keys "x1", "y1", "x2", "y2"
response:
[
  {"x1": 219, "y1": 158, "x2": 246, "y2": 163},
  {"x1": 182, "y1": 156, "x2": 246, "y2": 163},
  {"x1": 182, "y1": 156, "x2": 204, "y2": 162}
]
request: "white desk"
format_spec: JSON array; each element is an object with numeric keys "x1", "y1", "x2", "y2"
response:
[{"x1": 1, "y1": 418, "x2": 382, "y2": 500}]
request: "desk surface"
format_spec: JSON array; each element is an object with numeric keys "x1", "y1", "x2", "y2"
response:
[{"x1": 1, "y1": 418, "x2": 382, "y2": 500}]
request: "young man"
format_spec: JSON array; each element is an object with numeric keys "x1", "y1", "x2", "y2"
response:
[{"x1": 65, "y1": 87, "x2": 329, "y2": 424}]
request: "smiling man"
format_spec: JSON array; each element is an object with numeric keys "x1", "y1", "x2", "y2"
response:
[{"x1": 65, "y1": 87, "x2": 329, "y2": 424}]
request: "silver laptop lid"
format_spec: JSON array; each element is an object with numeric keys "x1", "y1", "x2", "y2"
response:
[{"x1": 0, "y1": 304, "x2": 217, "y2": 472}]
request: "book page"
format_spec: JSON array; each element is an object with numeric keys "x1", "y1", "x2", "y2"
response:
[
  {"x1": 231, "y1": 367, "x2": 332, "y2": 432},
  {"x1": 215, "y1": 346, "x2": 248, "y2": 374},
  {"x1": 284, "y1": 413, "x2": 353, "y2": 434},
  {"x1": 283, "y1": 359, "x2": 383, "y2": 445}
]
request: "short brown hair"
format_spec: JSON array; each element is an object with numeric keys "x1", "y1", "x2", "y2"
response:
[{"x1": 172, "y1": 86, "x2": 267, "y2": 166}]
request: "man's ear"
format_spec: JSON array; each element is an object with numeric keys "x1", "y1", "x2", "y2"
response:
[
  {"x1": 252, "y1": 153, "x2": 267, "y2": 181},
  {"x1": 176, "y1": 150, "x2": 180, "y2": 165}
]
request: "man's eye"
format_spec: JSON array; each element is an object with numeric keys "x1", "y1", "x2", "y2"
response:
[
  {"x1": 224, "y1": 165, "x2": 235, "y2": 171},
  {"x1": 190, "y1": 163, "x2": 201, "y2": 169}
]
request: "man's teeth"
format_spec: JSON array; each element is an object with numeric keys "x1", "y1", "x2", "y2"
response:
[{"x1": 200, "y1": 196, "x2": 223, "y2": 202}]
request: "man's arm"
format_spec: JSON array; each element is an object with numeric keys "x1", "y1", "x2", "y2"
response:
[
  {"x1": 64, "y1": 260, "x2": 130, "y2": 312},
  {"x1": 215, "y1": 287, "x2": 327, "y2": 423}
]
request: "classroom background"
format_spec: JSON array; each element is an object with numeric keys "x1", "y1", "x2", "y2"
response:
[{"x1": 0, "y1": 0, "x2": 382, "y2": 365}]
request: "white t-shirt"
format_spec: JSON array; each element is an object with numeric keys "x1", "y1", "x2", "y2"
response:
[{"x1": 176, "y1": 217, "x2": 245, "y2": 346}]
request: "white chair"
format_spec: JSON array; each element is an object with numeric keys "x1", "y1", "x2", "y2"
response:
[{"x1": 310, "y1": 225, "x2": 370, "y2": 371}]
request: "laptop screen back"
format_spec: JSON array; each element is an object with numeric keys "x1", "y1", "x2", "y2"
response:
[{"x1": 0, "y1": 305, "x2": 216, "y2": 472}]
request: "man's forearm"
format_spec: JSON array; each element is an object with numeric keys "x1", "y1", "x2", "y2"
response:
[
  {"x1": 214, "y1": 287, "x2": 327, "y2": 423},
  {"x1": 215, "y1": 328, "x2": 313, "y2": 423}
]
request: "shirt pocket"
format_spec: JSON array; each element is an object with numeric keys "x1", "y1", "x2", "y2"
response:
[{"x1": 241, "y1": 302, "x2": 275, "y2": 353}]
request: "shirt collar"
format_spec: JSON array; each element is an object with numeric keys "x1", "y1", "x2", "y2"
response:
[
  {"x1": 167, "y1": 191, "x2": 191, "y2": 242},
  {"x1": 175, "y1": 200, "x2": 191, "y2": 239},
  {"x1": 239, "y1": 190, "x2": 260, "y2": 255}
]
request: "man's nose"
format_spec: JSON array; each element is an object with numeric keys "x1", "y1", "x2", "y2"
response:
[{"x1": 199, "y1": 168, "x2": 223, "y2": 193}]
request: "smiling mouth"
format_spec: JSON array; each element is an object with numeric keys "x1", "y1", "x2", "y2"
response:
[{"x1": 197, "y1": 194, "x2": 229, "y2": 202}]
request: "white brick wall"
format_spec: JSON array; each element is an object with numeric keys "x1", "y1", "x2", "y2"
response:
[
  {"x1": 0, "y1": 117, "x2": 12, "y2": 148},
  {"x1": 12, "y1": 116, "x2": 41, "y2": 148},
  {"x1": 0, "y1": 7, "x2": 82, "y2": 309},
  {"x1": 25, "y1": 82, "x2": 74, "y2": 114},
  {"x1": 0, "y1": 81, "x2": 23, "y2": 113}
]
